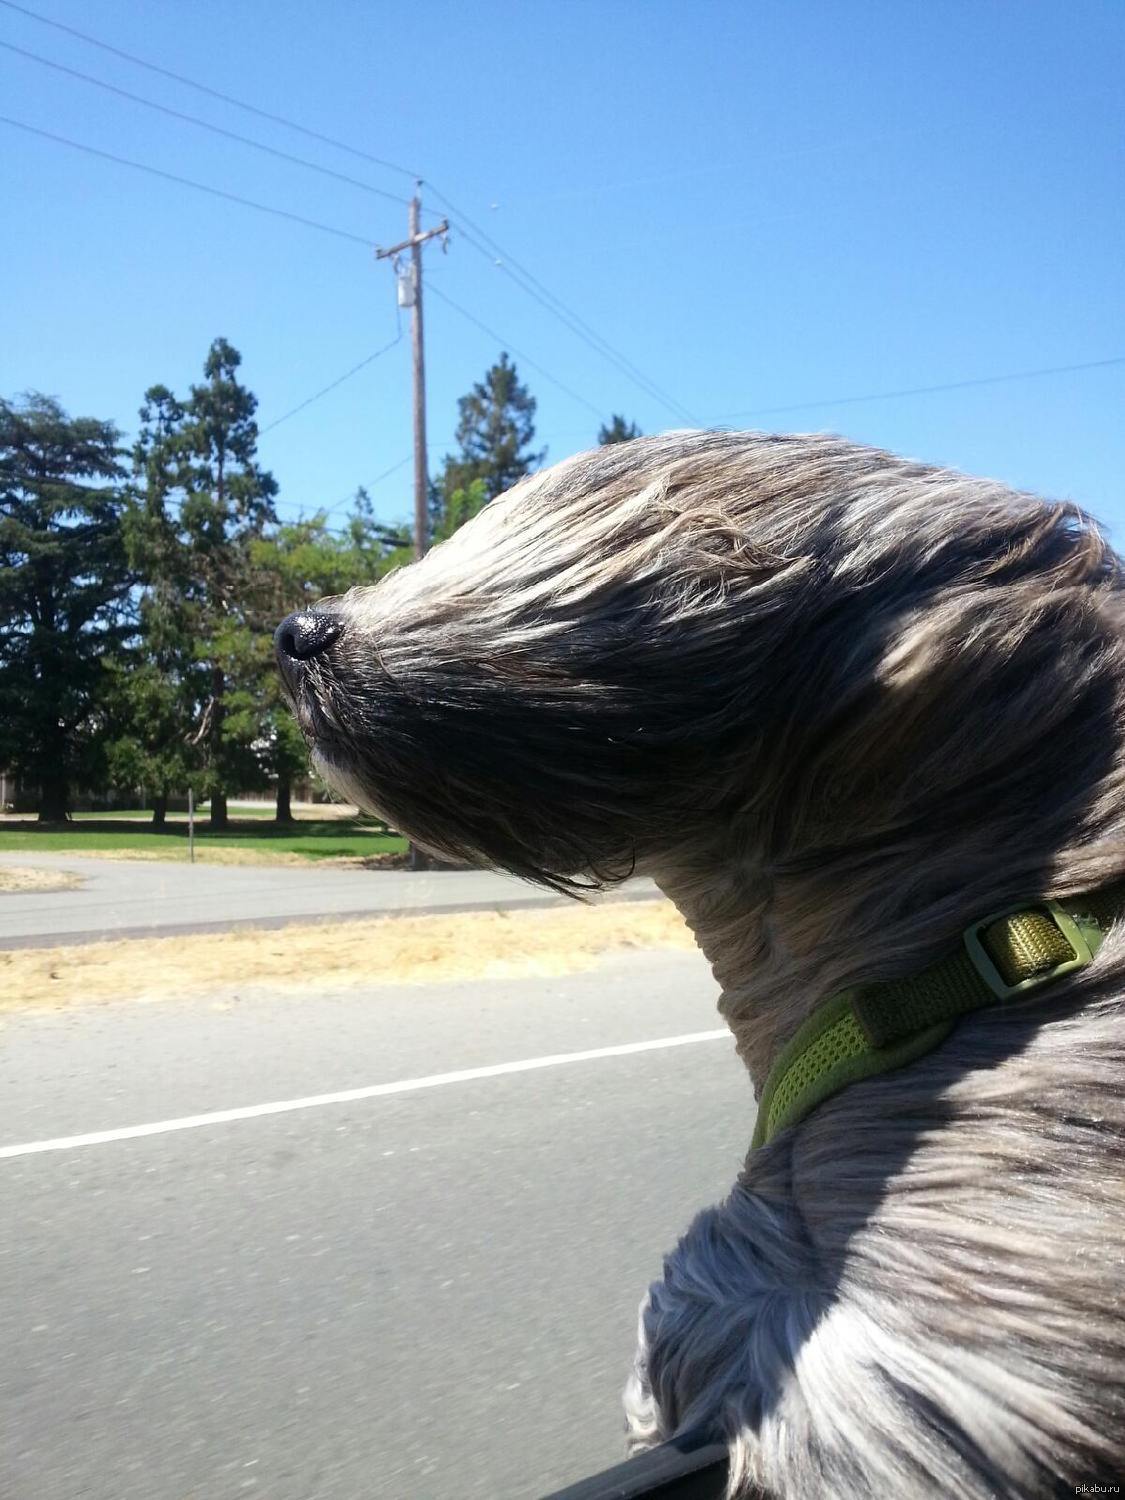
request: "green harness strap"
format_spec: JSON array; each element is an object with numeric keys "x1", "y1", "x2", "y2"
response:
[{"x1": 751, "y1": 881, "x2": 1125, "y2": 1150}]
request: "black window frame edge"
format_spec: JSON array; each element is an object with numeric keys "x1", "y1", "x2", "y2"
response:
[{"x1": 539, "y1": 1435, "x2": 732, "y2": 1500}]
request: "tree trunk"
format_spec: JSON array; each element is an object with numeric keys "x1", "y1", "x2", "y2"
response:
[
  {"x1": 275, "y1": 777, "x2": 293, "y2": 824},
  {"x1": 151, "y1": 791, "x2": 167, "y2": 830},
  {"x1": 37, "y1": 770, "x2": 69, "y2": 823},
  {"x1": 208, "y1": 663, "x2": 228, "y2": 830}
]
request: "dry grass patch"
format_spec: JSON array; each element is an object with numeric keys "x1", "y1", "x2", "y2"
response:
[
  {"x1": 0, "y1": 867, "x2": 84, "y2": 894},
  {"x1": 0, "y1": 899, "x2": 694, "y2": 1011},
  {"x1": 52, "y1": 845, "x2": 404, "y2": 869}
]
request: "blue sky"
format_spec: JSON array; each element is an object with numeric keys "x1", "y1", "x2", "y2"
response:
[{"x1": 2, "y1": 0, "x2": 1122, "y2": 536}]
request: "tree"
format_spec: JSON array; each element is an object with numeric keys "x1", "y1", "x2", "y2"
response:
[
  {"x1": 598, "y1": 414, "x2": 642, "y2": 445},
  {"x1": 0, "y1": 395, "x2": 132, "y2": 820},
  {"x1": 431, "y1": 353, "x2": 544, "y2": 537},
  {"x1": 102, "y1": 656, "x2": 202, "y2": 827},
  {"x1": 129, "y1": 338, "x2": 278, "y2": 830},
  {"x1": 114, "y1": 385, "x2": 202, "y2": 826},
  {"x1": 431, "y1": 477, "x2": 488, "y2": 546},
  {"x1": 341, "y1": 486, "x2": 412, "y2": 574}
]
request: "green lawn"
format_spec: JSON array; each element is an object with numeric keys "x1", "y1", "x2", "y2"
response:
[{"x1": 0, "y1": 816, "x2": 407, "y2": 862}]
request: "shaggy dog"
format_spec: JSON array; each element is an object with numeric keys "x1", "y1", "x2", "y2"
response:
[{"x1": 275, "y1": 431, "x2": 1125, "y2": 1498}]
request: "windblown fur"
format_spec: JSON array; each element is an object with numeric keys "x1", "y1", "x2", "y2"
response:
[{"x1": 280, "y1": 431, "x2": 1125, "y2": 1497}]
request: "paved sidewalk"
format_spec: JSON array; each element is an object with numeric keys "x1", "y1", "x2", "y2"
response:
[{"x1": 0, "y1": 853, "x2": 659, "y2": 948}]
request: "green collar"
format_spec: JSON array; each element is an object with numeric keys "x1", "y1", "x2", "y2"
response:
[{"x1": 751, "y1": 882, "x2": 1125, "y2": 1150}]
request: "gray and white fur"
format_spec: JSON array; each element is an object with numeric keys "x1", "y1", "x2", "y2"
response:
[{"x1": 278, "y1": 431, "x2": 1125, "y2": 1498}]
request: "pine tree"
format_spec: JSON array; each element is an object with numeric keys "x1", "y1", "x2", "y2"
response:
[
  {"x1": 0, "y1": 395, "x2": 132, "y2": 820},
  {"x1": 117, "y1": 384, "x2": 201, "y2": 825},
  {"x1": 129, "y1": 338, "x2": 278, "y2": 830},
  {"x1": 598, "y1": 414, "x2": 642, "y2": 444},
  {"x1": 431, "y1": 353, "x2": 544, "y2": 536}
]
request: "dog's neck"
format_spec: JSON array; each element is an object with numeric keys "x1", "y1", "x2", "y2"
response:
[
  {"x1": 646, "y1": 572, "x2": 1125, "y2": 1089},
  {"x1": 652, "y1": 788, "x2": 1125, "y2": 1091}
]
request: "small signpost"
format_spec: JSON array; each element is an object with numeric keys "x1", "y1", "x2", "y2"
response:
[{"x1": 187, "y1": 788, "x2": 195, "y2": 865}]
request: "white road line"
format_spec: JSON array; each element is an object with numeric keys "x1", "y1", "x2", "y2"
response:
[{"x1": 0, "y1": 1030, "x2": 730, "y2": 1161}]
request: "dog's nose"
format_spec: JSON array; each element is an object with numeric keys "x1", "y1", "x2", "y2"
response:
[{"x1": 274, "y1": 610, "x2": 343, "y2": 665}]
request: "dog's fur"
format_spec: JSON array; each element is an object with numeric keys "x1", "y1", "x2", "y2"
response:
[{"x1": 282, "y1": 431, "x2": 1125, "y2": 1497}]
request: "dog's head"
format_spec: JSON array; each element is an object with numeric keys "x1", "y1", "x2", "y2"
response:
[{"x1": 276, "y1": 430, "x2": 1118, "y2": 893}]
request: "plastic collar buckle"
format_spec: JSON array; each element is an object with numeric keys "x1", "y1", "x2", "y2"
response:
[{"x1": 963, "y1": 899, "x2": 1093, "y2": 1000}]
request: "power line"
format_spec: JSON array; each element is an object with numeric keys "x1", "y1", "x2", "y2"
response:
[
  {"x1": 363, "y1": 453, "x2": 416, "y2": 491},
  {"x1": 0, "y1": 40, "x2": 412, "y2": 208},
  {"x1": 425, "y1": 184, "x2": 700, "y2": 425},
  {"x1": 720, "y1": 356, "x2": 1125, "y2": 420},
  {"x1": 448, "y1": 215, "x2": 699, "y2": 426},
  {"x1": 0, "y1": 0, "x2": 420, "y2": 179},
  {"x1": 259, "y1": 334, "x2": 404, "y2": 435},
  {"x1": 271, "y1": 454, "x2": 414, "y2": 531},
  {"x1": 1, "y1": 2, "x2": 690, "y2": 429},
  {"x1": 1, "y1": 115, "x2": 606, "y2": 438},
  {"x1": 0, "y1": 0, "x2": 691, "y2": 426},
  {"x1": 316, "y1": 455, "x2": 414, "y2": 521},
  {"x1": 426, "y1": 284, "x2": 608, "y2": 423},
  {"x1": 0, "y1": 114, "x2": 374, "y2": 246}
]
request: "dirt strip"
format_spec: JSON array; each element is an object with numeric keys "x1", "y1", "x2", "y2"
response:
[
  {"x1": 0, "y1": 867, "x2": 84, "y2": 894},
  {"x1": 0, "y1": 900, "x2": 697, "y2": 1013},
  {"x1": 0, "y1": 846, "x2": 405, "y2": 869}
]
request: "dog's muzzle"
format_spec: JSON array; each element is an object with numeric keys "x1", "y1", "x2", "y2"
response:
[
  {"x1": 274, "y1": 610, "x2": 347, "y2": 753},
  {"x1": 274, "y1": 609, "x2": 343, "y2": 696}
]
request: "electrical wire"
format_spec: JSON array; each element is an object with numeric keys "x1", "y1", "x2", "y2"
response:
[
  {"x1": 719, "y1": 356, "x2": 1125, "y2": 420},
  {"x1": 270, "y1": 454, "x2": 413, "y2": 534},
  {"x1": 425, "y1": 184, "x2": 700, "y2": 425},
  {"x1": 426, "y1": 284, "x2": 608, "y2": 423},
  {"x1": 449, "y1": 217, "x2": 699, "y2": 426},
  {"x1": 0, "y1": 0, "x2": 420, "y2": 179},
  {"x1": 259, "y1": 334, "x2": 404, "y2": 435},
  {"x1": 1, "y1": 115, "x2": 607, "y2": 437},
  {"x1": 0, "y1": 3, "x2": 689, "y2": 427},
  {"x1": 0, "y1": 114, "x2": 374, "y2": 246},
  {"x1": 0, "y1": 40, "x2": 411, "y2": 208},
  {"x1": 424, "y1": 183, "x2": 699, "y2": 423},
  {"x1": 319, "y1": 455, "x2": 413, "y2": 519}
]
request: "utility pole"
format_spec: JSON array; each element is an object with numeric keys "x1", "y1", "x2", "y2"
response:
[
  {"x1": 376, "y1": 189, "x2": 449, "y2": 869},
  {"x1": 376, "y1": 187, "x2": 448, "y2": 561}
]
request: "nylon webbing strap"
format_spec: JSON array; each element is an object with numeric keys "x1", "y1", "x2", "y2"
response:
[
  {"x1": 751, "y1": 882, "x2": 1125, "y2": 1150},
  {"x1": 1072, "y1": 878, "x2": 1125, "y2": 931}
]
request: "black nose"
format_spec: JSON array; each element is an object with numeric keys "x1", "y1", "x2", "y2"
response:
[{"x1": 274, "y1": 610, "x2": 343, "y2": 664}]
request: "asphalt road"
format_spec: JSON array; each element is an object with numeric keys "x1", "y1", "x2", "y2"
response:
[
  {"x1": 0, "y1": 856, "x2": 660, "y2": 948},
  {"x1": 0, "y1": 948, "x2": 752, "y2": 1500}
]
